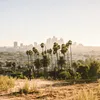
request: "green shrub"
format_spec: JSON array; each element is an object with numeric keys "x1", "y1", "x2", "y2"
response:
[
  {"x1": 74, "y1": 72, "x2": 81, "y2": 80},
  {"x1": 88, "y1": 61, "x2": 99, "y2": 79},
  {"x1": 59, "y1": 71, "x2": 72, "y2": 79},
  {"x1": 77, "y1": 65, "x2": 89, "y2": 79}
]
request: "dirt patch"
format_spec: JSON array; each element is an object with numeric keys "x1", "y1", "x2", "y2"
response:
[{"x1": 0, "y1": 79, "x2": 99, "y2": 100}]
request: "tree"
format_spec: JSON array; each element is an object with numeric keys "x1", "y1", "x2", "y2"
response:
[
  {"x1": 12, "y1": 62, "x2": 16, "y2": 72},
  {"x1": 88, "y1": 61, "x2": 99, "y2": 78},
  {"x1": 40, "y1": 43, "x2": 45, "y2": 54},
  {"x1": 58, "y1": 56, "x2": 66, "y2": 70},
  {"x1": 32, "y1": 47, "x2": 39, "y2": 59},
  {"x1": 26, "y1": 50, "x2": 30, "y2": 67},
  {"x1": 34, "y1": 58, "x2": 41, "y2": 77},
  {"x1": 28, "y1": 50, "x2": 33, "y2": 61},
  {"x1": 47, "y1": 49, "x2": 53, "y2": 71},
  {"x1": 53, "y1": 42, "x2": 60, "y2": 67},
  {"x1": 61, "y1": 44, "x2": 68, "y2": 59},
  {"x1": 68, "y1": 40, "x2": 72, "y2": 69},
  {"x1": 26, "y1": 50, "x2": 34, "y2": 79},
  {"x1": 41, "y1": 55, "x2": 50, "y2": 78},
  {"x1": 77, "y1": 65, "x2": 89, "y2": 79},
  {"x1": 53, "y1": 42, "x2": 60, "y2": 78}
]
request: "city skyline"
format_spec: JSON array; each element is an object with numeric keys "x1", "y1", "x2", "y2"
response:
[
  {"x1": 0, "y1": 0, "x2": 100, "y2": 46},
  {"x1": 0, "y1": 36, "x2": 83, "y2": 47},
  {"x1": 0, "y1": 36, "x2": 99, "y2": 47}
]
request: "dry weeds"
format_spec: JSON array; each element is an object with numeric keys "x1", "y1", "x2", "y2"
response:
[{"x1": 0, "y1": 79, "x2": 100, "y2": 100}]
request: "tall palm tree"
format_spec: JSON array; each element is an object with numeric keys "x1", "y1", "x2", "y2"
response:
[
  {"x1": 32, "y1": 47, "x2": 39, "y2": 59},
  {"x1": 26, "y1": 50, "x2": 33, "y2": 79},
  {"x1": 58, "y1": 56, "x2": 66, "y2": 70},
  {"x1": 61, "y1": 44, "x2": 68, "y2": 59},
  {"x1": 26, "y1": 50, "x2": 30, "y2": 67},
  {"x1": 68, "y1": 40, "x2": 72, "y2": 69},
  {"x1": 40, "y1": 43, "x2": 45, "y2": 54},
  {"x1": 28, "y1": 50, "x2": 33, "y2": 60},
  {"x1": 47, "y1": 49, "x2": 53, "y2": 70},
  {"x1": 41, "y1": 55, "x2": 50, "y2": 78},
  {"x1": 28, "y1": 50, "x2": 33, "y2": 78},
  {"x1": 53, "y1": 42, "x2": 60, "y2": 77},
  {"x1": 53, "y1": 42, "x2": 60, "y2": 63},
  {"x1": 34, "y1": 58, "x2": 41, "y2": 77},
  {"x1": 32, "y1": 47, "x2": 39, "y2": 77},
  {"x1": 66, "y1": 42, "x2": 70, "y2": 69}
]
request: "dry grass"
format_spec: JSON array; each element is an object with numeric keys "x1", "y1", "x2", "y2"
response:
[
  {"x1": 0, "y1": 75, "x2": 15, "y2": 92},
  {"x1": 18, "y1": 80, "x2": 39, "y2": 95},
  {"x1": 73, "y1": 80, "x2": 100, "y2": 100},
  {"x1": 75, "y1": 89, "x2": 98, "y2": 100},
  {"x1": 1, "y1": 79, "x2": 100, "y2": 100}
]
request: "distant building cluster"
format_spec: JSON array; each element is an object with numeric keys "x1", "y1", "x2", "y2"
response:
[
  {"x1": 0, "y1": 36, "x2": 84, "y2": 52},
  {"x1": 1, "y1": 36, "x2": 100, "y2": 61},
  {"x1": 33, "y1": 36, "x2": 64, "y2": 50}
]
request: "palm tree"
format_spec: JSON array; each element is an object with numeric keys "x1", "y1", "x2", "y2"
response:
[
  {"x1": 40, "y1": 43, "x2": 45, "y2": 54},
  {"x1": 26, "y1": 50, "x2": 33, "y2": 79},
  {"x1": 61, "y1": 44, "x2": 68, "y2": 59},
  {"x1": 68, "y1": 40, "x2": 72, "y2": 69},
  {"x1": 58, "y1": 56, "x2": 66, "y2": 70},
  {"x1": 47, "y1": 49, "x2": 53, "y2": 71},
  {"x1": 66, "y1": 42, "x2": 70, "y2": 69},
  {"x1": 28, "y1": 50, "x2": 34, "y2": 79},
  {"x1": 53, "y1": 42, "x2": 60, "y2": 78},
  {"x1": 32, "y1": 47, "x2": 39, "y2": 77},
  {"x1": 53, "y1": 42, "x2": 60, "y2": 65},
  {"x1": 47, "y1": 49, "x2": 52, "y2": 58},
  {"x1": 28, "y1": 50, "x2": 33, "y2": 61},
  {"x1": 26, "y1": 50, "x2": 30, "y2": 67},
  {"x1": 34, "y1": 58, "x2": 41, "y2": 77},
  {"x1": 41, "y1": 55, "x2": 50, "y2": 78},
  {"x1": 32, "y1": 47, "x2": 39, "y2": 59}
]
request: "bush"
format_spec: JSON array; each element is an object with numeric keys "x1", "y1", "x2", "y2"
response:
[
  {"x1": 11, "y1": 71, "x2": 27, "y2": 79},
  {"x1": 74, "y1": 72, "x2": 81, "y2": 80},
  {"x1": 59, "y1": 71, "x2": 72, "y2": 79},
  {"x1": 77, "y1": 65, "x2": 89, "y2": 79},
  {"x1": 19, "y1": 81, "x2": 29, "y2": 95},
  {"x1": 88, "y1": 61, "x2": 99, "y2": 79},
  {"x1": 19, "y1": 81, "x2": 38, "y2": 95},
  {"x1": 0, "y1": 75, "x2": 15, "y2": 92}
]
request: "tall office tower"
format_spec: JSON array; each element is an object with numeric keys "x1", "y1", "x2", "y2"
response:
[
  {"x1": 14, "y1": 42, "x2": 18, "y2": 48},
  {"x1": 20, "y1": 43, "x2": 23, "y2": 47}
]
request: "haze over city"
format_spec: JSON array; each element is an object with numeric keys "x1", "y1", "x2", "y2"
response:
[{"x1": 0, "y1": 0, "x2": 100, "y2": 46}]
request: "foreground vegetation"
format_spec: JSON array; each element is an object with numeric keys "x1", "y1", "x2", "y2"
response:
[
  {"x1": 0, "y1": 78, "x2": 100, "y2": 100},
  {"x1": 0, "y1": 76, "x2": 15, "y2": 92}
]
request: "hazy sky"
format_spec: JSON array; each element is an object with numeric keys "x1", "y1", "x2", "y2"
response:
[{"x1": 0, "y1": 0, "x2": 100, "y2": 46}]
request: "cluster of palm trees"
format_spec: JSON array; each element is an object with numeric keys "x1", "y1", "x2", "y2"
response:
[{"x1": 26, "y1": 40, "x2": 72, "y2": 78}]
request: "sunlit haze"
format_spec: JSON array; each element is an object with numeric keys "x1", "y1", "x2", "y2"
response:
[{"x1": 0, "y1": 0, "x2": 100, "y2": 46}]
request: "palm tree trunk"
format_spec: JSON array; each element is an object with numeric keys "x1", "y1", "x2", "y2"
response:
[
  {"x1": 51, "y1": 54, "x2": 53, "y2": 71},
  {"x1": 45, "y1": 45, "x2": 46, "y2": 51},
  {"x1": 42, "y1": 48, "x2": 43, "y2": 53},
  {"x1": 70, "y1": 45, "x2": 72, "y2": 69},
  {"x1": 28, "y1": 55, "x2": 30, "y2": 69},
  {"x1": 67, "y1": 51, "x2": 70, "y2": 69},
  {"x1": 56, "y1": 53, "x2": 59, "y2": 68}
]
